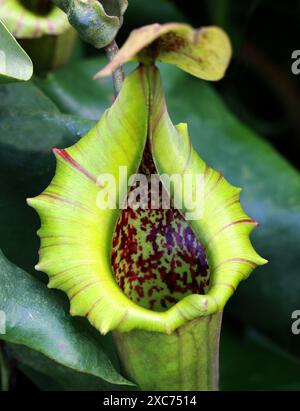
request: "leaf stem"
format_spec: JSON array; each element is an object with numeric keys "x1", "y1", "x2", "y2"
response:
[{"x1": 105, "y1": 40, "x2": 125, "y2": 97}]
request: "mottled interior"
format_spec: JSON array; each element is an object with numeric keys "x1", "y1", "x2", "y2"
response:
[{"x1": 111, "y1": 144, "x2": 210, "y2": 312}]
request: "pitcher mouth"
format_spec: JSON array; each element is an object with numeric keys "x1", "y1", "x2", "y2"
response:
[{"x1": 27, "y1": 66, "x2": 267, "y2": 335}]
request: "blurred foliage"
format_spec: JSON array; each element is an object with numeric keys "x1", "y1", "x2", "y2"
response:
[
  {"x1": 0, "y1": 250, "x2": 131, "y2": 387},
  {"x1": 0, "y1": 19, "x2": 32, "y2": 83}
]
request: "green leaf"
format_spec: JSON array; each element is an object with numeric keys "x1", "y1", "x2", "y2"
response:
[
  {"x1": 0, "y1": 81, "x2": 93, "y2": 273},
  {"x1": 0, "y1": 19, "x2": 32, "y2": 83},
  {"x1": 0, "y1": 250, "x2": 132, "y2": 386},
  {"x1": 34, "y1": 63, "x2": 114, "y2": 121},
  {"x1": 6, "y1": 342, "x2": 128, "y2": 391},
  {"x1": 0, "y1": 81, "x2": 93, "y2": 179},
  {"x1": 1, "y1": 56, "x2": 300, "y2": 387}
]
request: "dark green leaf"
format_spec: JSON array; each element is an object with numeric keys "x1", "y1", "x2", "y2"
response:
[
  {"x1": 0, "y1": 81, "x2": 93, "y2": 273},
  {"x1": 0, "y1": 250, "x2": 132, "y2": 386},
  {"x1": 6, "y1": 342, "x2": 129, "y2": 391},
  {"x1": 0, "y1": 19, "x2": 32, "y2": 83},
  {"x1": 34, "y1": 63, "x2": 113, "y2": 121}
]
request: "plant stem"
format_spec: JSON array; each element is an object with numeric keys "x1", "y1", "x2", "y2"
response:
[
  {"x1": 105, "y1": 40, "x2": 125, "y2": 97},
  {"x1": 114, "y1": 312, "x2": 223, "y2": 390}
]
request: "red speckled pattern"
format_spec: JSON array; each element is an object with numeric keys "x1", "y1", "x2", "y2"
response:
[{"x1": 111, "y1": 143, "x2": 210, "y2": 312}]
